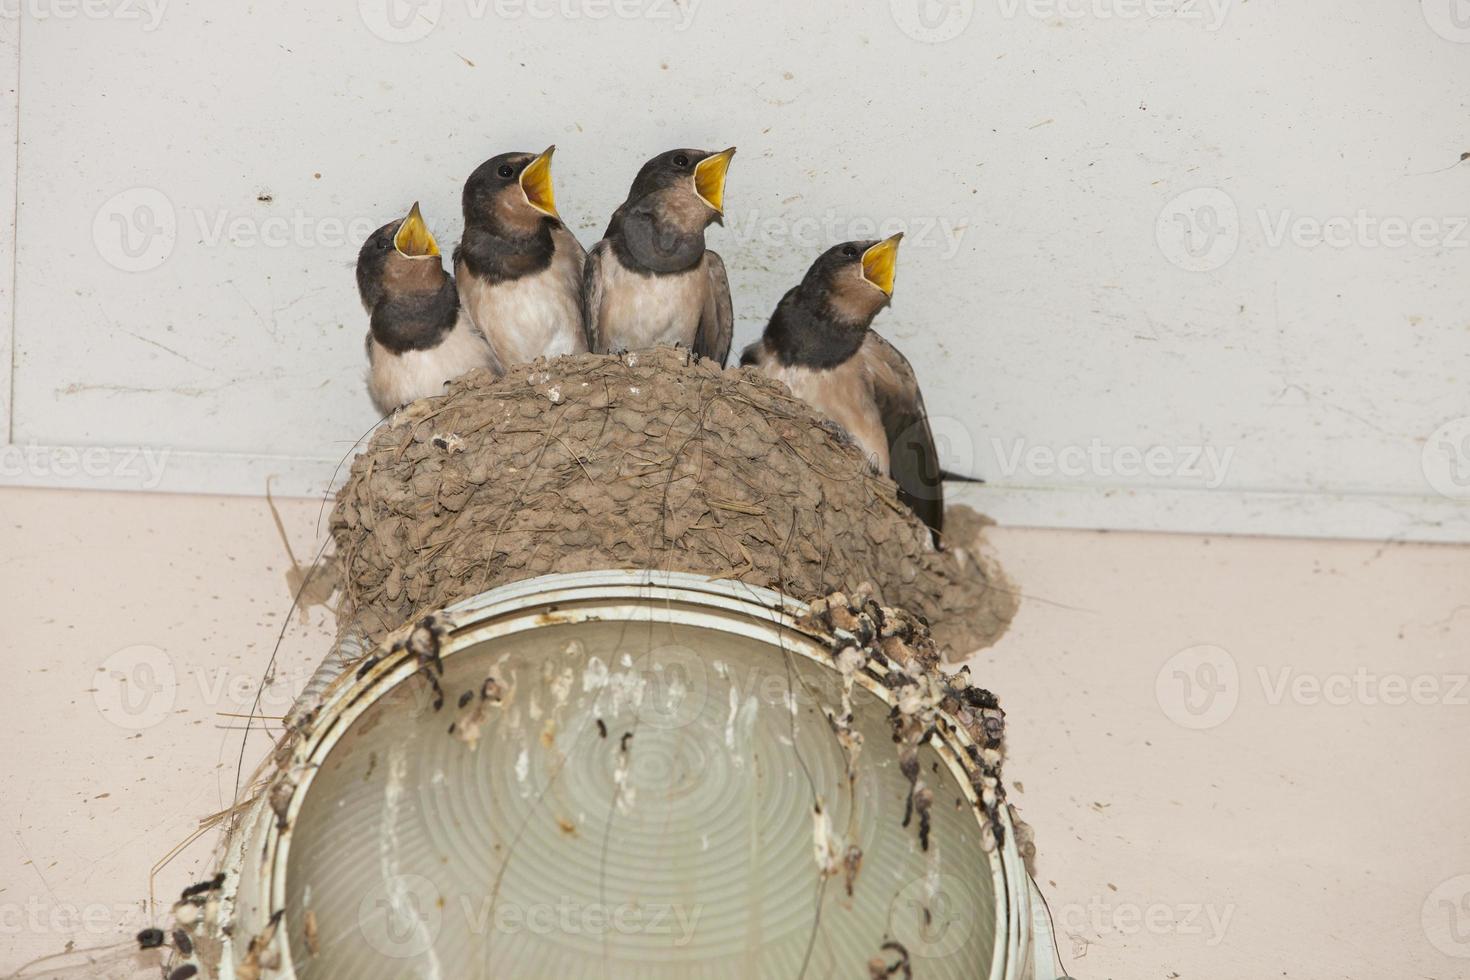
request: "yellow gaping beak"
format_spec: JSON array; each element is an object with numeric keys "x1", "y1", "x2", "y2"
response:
[
  {"x1": 520, "y1": 145, "x2": 559, "y2": 218},
  {"x1": 693, "y1": 146, "x2": 736, "y2": 214},
  {"x1": 861, "y1": 233, "x2": 903, "y2": 296},
  {"x1": 393, "y1": 202, "x2": 440, "y2": 258}
]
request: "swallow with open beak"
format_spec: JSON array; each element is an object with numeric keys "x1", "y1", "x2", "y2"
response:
[
  {"x1": 454, "y1": 146, "x2": 588, "y2": 366},
  {"x1": 741, "y1": 235, "x2": 949, "y2": 544},
  {"x1": 357, "y1": 203, "x2": 502, "y2": 415},
  {"x1": 582, "y1": 147, "x2": 736, "y2": 364}
]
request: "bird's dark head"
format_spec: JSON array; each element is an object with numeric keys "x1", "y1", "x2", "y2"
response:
[
  {"x1": 764, "y1": 234, "x2": 904, "y2": 369},
  {"x1": 462, "y1": 146, "x2": 560, "y2": 236},
  {"x1": 623, "y1": 147, "x2": 736, "y2": 232},
  {"x1": 356, "y1": 203, "x2": 449, "y2": 310},
  {"x1": 802, "y1": 234, "x2": 904, "y2": 326}
]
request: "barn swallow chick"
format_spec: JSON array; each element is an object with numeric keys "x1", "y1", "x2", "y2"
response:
[
  {"x1": 583, "y1": 147, "x2": 736, "y2": 364},
  {"x1": 740, "y1": 235, "x2": 949, "y2": 544},
  {"x1": 357, "y1": 203, "x2": 502, "y2": 415},
  {"x1": 455, "y1": 146, "x2": 588, "y2": 366}
]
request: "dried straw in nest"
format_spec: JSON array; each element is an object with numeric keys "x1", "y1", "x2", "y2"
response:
[{"x1": 330, "y1": 347, "x2": 1017, "y2": 658}]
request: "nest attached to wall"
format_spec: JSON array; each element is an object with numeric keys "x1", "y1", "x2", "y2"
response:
[{"x1": 329, "y1": 348, "x2": 1017, "y2": 658}]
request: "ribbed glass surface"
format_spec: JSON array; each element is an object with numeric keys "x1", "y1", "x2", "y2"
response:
[{"x1": 284, "y1": 618, "x2": 996, "y2": 978}]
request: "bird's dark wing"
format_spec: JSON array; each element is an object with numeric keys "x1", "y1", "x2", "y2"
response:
[
  {"x1": 863, "y1": 332, "x2": 944, "y2": 544},
  {"x1": 581, "y1": 240, "x2": 609, "y2": 353},
  {"x1": 695, "y1": 250, "x2": 734, "y2": 366}
]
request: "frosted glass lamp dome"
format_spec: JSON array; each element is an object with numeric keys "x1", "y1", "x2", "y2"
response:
[{"x1": 213, "y1": 573, "x2": 1047, "y2": 980}]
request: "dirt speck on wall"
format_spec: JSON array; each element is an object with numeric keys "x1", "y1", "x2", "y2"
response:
[{"x1": 330, "y1": 348, "x2": 1017, "y2": 657}]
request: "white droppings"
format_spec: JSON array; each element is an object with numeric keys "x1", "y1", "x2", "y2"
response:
[
  {"x1": 613, "y1": 747, "x2": 636, "y2": 814},
  {"x1": 431, "y1": 432, "x2": 466, "y2": 454},
  {"x1": 603, "y1": 668, "x2": 647, "y2": 716},
  {"x1": 549, "y1": 667, "x2": 574, "y2": 708},
  {"x1": 812, "y1": 800, "x2": 841, "y2": 878},
  {"x1": 515, "y1": 748, "x2": 530, "y2": 783},
  {"x1": 379, "y1": 745, "x2": 445, "y2": 979},
  {"x1": 583, "y1": 656, "x2": 609, "y2": 693},
  {"x1": 725, "y1": 687, "x2": 740, "y2": 749},
  {"x1": 725, "y1": 688, "x2": 760, "y2": 768},
  {"x1": 381, "y1": 744, "x2": 407, "y2": 854},
  {"x1": 659, "y1": 673, "x2": 688, "y2": 718}
]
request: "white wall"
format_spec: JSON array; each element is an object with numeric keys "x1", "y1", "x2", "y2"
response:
[{"x1": 1, "y1": 0, "x2": 1466, "y2": 540}]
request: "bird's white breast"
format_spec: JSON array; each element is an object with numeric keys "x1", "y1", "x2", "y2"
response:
[
  {"x1": 459, "y1": 226, "x2": 587, "y2": 366},
  {"x1": 367, "y1": 310, "x2": 499, "y2": 415},
  {"x1": 761, "y1": 357, "x2": 889, "y2": 472},
  {"x1": 596, "y1": 250, "x2": 707, "y2": 352}
]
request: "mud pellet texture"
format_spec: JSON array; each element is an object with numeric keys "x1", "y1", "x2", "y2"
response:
[{"x1": 330, "y1": 348, "x2": 1017, "y2": 658}]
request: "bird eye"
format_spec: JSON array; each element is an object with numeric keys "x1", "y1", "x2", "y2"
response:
[
  {"x1": 672, "y1": 153, "x2": 690, "y2": 168},
  {"x1": 497, "y1": 164, "x2": 515, "y2": 179},
  {"x1": 842, "y1": 244, "x2": 859, "y2": 257}
]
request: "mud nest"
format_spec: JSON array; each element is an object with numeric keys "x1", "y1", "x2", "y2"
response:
[{"x1": 330, "y1": 348, "x2": 1017, "y2": 657}]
